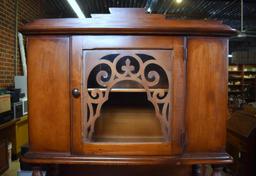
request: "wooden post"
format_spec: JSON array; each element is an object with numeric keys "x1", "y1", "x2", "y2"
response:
[
  {"x1": 32, "y1": 167, "x2": 43, "y2": 176},
  {"x1": 192, "y1": 164, "x2": 202, "y2": 176},
  {"x1": 211, "y1": 165, "x2": 223, "y2": 176},
  {"x1": 46, "y1": 164, "x2": 60, "y2": 176}
]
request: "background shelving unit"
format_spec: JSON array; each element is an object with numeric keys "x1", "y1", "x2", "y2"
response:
[{"x1": 228, "y1": 64, "x2": 256, "y2": 111}]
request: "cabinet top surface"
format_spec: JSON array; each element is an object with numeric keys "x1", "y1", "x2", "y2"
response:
[{"x1": 21, "y1": 8, "x2": 237, "y2": 36}]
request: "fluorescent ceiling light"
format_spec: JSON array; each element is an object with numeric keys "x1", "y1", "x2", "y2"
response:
[
  {"x1": 176, "y1": 0, "x2": 183, "y2": 4},
  {"x1": 66, "y1": 0, "x2": 86, "y2": 19}
]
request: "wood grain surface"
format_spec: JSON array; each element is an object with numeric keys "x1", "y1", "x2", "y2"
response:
[{"x1": 27, "y1": 36, "x2": 70, "y2": 152}]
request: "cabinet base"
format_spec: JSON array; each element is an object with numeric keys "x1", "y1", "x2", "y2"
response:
[
  {"x1": 26, "y1": 163, "x2": 227, "y2": 176},
  {"x1": 21, "y1": 152, "x2": 232, "y2": 166}
]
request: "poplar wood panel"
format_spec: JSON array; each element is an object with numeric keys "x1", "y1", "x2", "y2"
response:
[
  {"x1": 27, "y1": 36, "x2": 70, "y2": 152},
  {"x1": 185, "y1": 37, "x2": 228, "y2": 152}
]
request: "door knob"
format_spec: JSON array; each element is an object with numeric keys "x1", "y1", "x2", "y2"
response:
[{"x1": 72, "y1": 88, "x2": 80, "y2": 98}]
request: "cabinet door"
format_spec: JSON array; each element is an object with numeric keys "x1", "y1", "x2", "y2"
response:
[{"x1": 71, "y1": 36, "x2": 185, "y2": 155}]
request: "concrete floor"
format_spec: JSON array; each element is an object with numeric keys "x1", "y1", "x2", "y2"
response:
[
  {"x1": 2, "y1": 160, "x2": 20, "y2": 176},
  {"x1": 1, "y1": 160, "x2": 231, "y2": 176}
]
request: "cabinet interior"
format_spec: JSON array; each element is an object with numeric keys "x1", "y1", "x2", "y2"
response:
[{"x1": 92, "y1": 91, "x2": 165, "y2": 143}]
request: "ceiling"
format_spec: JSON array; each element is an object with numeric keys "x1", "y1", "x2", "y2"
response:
[{"x1": 42, "y1": 0, "x2": 256, "y2": 31}]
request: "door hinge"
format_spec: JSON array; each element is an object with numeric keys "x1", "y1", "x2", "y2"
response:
[
  {"x1": 180, "y1": 131, "x2": 186, "y2": 148},
  {"x1": 184, "y1": 37, "x2": 188, "y2": 62}
]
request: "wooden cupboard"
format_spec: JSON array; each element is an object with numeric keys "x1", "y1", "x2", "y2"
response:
[
  {"x1": 0, "y1": 119, "x2": 20, "y2": 174},
  {"x1": 226, "y1": 109, "x2": 256, "y2": 176},
  {"x1": 13, "y1": 115, "x2": 28, "y2": 158},
  {"x1": 0, "y1": 140, "x2": 8, "y2": 174},
  {"x1": 21, "y1": 8, "x2": 237, "y2": 175}
]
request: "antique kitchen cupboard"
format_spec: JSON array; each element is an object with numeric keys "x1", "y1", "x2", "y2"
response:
[{"x1": 21, "y1": 8, "x2": 237, "y2": 175}]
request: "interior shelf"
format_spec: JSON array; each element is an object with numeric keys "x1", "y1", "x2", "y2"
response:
[
  {"x1": 229, "y1": 71, "x2": 242, "y2": 74},
  {"x1": 244, "y1": 71, "x2": 256, "y2": 74},
  {"x1": 87, "y1": 88, "x2": 168, "y2": 93},
  {"x1": 228, "y1": 84, "x2": 242, "y2": 87}
]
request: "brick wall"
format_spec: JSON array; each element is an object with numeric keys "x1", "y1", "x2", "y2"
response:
[{"x1": 0, "y1": 0, "x2": 44, "y2": 88}]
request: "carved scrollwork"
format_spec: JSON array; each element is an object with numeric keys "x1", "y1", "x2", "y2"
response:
[
  {"x1": 146, "y1": 70, "x2": 160, "y2": 87},
  {"x1": 96, "y1": 70, "x2": 109, "y2": 87},
  {"x1": 83, "y1": 53, "x2": 171, "y2": 141}
]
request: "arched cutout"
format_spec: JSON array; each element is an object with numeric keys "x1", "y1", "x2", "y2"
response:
[{"x1": 83, "y1": 53, "x2": 171, "y2": 142}]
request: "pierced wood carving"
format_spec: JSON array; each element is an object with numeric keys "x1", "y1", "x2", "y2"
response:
[{"x1": 82, "y1": 51, "x2": 172, "y2": 142}]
